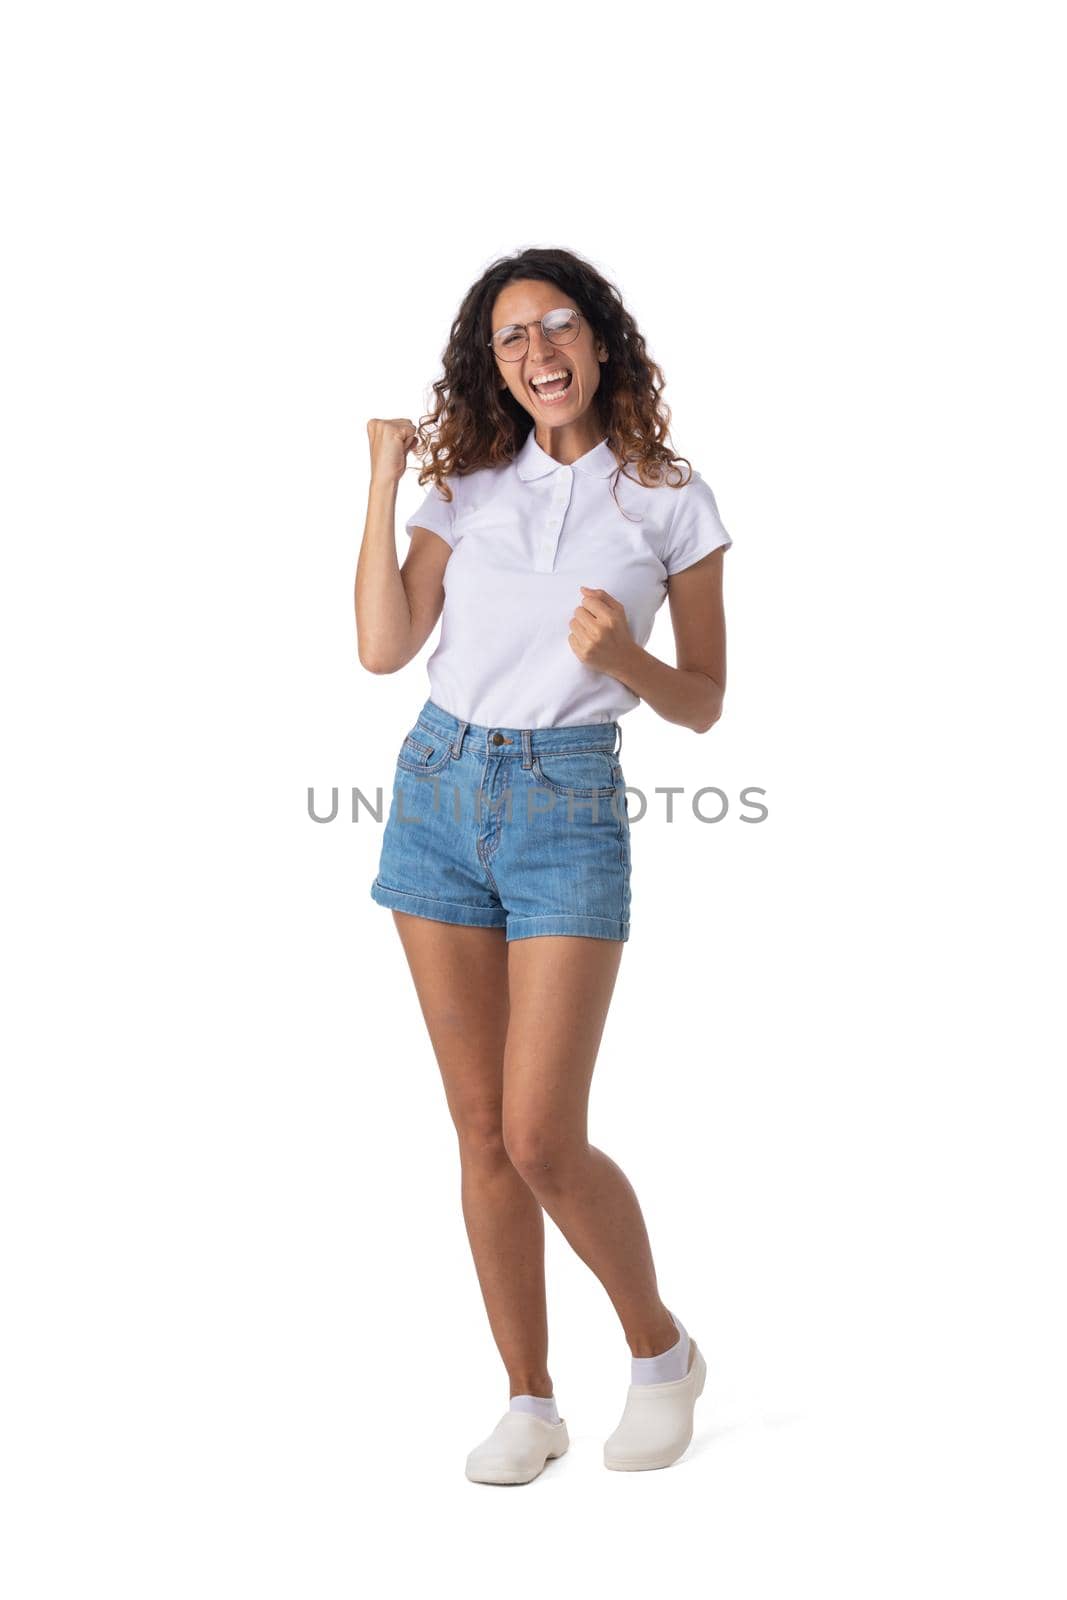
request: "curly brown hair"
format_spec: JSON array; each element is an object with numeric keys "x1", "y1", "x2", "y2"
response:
[{"x1": 412, "y1": 246, "x2": 694, "y2": 512}]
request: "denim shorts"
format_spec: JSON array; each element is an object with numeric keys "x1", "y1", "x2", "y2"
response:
[{"x1": 370, "y1": 698, "x2": 631, "y2": 941}]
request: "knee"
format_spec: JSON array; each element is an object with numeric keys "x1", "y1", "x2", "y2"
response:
[
  {"x1": 453, "y1": 1102, "x2": 508, "y2": 1164},
  {"x1": 502, "y1": 1120, "x2": 580, "y2": 1186}
]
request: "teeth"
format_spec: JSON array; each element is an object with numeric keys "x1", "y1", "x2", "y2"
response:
[{"x1": 530, "y1": 369, "x2": 571, "y2": 387}]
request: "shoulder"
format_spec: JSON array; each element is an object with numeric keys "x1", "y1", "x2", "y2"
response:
[
  {"x1": 454, "y1": 458, "x2": 515, "y2": 508},
  {"x1": 610, "y1": 458, "x2": 715, "y2": 524},
  {"x1": 638, "y1": 465, "x2": 732, "y2": 575},
  {"x1": 664, "y1": 468, "x2": 724, "y2": 524},
  {"x1": 613, "y1": 458, "x2": 709, "y2": 507},
  {"x1": 405, "y1": 460, "x2": 513, "y2": 546}
]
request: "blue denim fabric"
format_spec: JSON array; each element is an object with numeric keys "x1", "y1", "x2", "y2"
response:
[{"x1": 370, "y1": 698, "x2": 631, "y2": 942}]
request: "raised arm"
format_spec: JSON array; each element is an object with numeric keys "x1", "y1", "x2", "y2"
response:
[{"x1": 354, "y1": 417, "x2": 450, "y2": 674}]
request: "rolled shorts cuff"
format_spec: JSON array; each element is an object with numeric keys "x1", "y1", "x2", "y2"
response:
[
  {"x1": 505, "y1": 913, "x2": 629, "y2": 943},
  {"x1": 369, "y1": 878, "x2": 507, "y2": 929}
]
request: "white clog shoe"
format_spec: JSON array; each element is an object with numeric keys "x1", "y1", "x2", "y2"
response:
[
  {"x1": 603, "y1": 1336, "x2": 707, "y2": 1470},
  {"x1": 465, "y1": 1410, "x2": 570, "y2": 1485}
]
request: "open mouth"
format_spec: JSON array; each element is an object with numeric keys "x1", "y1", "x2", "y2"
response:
[{"x1": 529, "y1": 368, "x2": 574, "y2": 403}]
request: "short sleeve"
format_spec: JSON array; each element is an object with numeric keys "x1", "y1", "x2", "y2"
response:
[
  {"x1": 404, "y1": 476, "x2": 460, "y2": 550},
  {"x1": 662, "y1": 472, "x2": 732, "y2": 576}
]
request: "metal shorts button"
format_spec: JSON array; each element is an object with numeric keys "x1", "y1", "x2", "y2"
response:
[{"x1": 492, "y1": 732, "x2": 505, "y2": 745}]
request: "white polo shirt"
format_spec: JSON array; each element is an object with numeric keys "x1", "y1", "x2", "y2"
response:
[{"x1": 403, "y1": 430, "x2": 732, "y2": 729}]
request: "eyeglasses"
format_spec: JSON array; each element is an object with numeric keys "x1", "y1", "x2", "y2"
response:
[{"x1": 488, "y1": 307, "x2": 582, "y2": 362}]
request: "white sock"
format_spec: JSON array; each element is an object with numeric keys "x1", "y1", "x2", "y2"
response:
[
  {"x1": 630, "y1": 1310, "x2": 690, "y2": 1385},
  {"x1": 510, "y1": 1393, "x2": 560, "y2": 1424}
]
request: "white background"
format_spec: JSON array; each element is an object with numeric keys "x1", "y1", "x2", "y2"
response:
[{"x1": 3, "y1": 2, "x2": 1064, "y2": 1595}]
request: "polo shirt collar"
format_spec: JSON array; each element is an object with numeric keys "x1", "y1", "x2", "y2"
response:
[{"x1": 515, "y1": 431, "x2": 618, "y2": 480}]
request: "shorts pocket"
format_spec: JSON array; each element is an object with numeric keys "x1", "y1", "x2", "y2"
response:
[
  {"x1": 532, "y1": 749, "x2": 618, "y2": 798},
  {"x1": 396, "y1": 724, "x2": 456, "y2": 774}
]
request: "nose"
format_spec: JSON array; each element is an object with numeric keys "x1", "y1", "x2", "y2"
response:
[{"x1": 527, "y1": 323, "x2": 556, "y2": 362}]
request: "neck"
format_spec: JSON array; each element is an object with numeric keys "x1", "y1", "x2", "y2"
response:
[{"x1": 534, "y1": 416, "x2": 607, "y2": 466}]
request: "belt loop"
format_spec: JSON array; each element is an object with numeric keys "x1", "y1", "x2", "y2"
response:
[
  {"x1": 451, "y1": 721, "x2": 468, "y2": 758},
  {"x1": 613, "y1": 720, "x2": 622, "y2": 758},
  {"x1": 521, "y1": 728, "x2": 533, "y2": 768}
]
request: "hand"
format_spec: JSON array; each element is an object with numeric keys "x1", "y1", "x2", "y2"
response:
[
  {"x1": 366, "y1": 417, "x2": 419, "y2": 485},
  {"x1": 568, "y1": 587, "x2": 636, "y2": 678}
]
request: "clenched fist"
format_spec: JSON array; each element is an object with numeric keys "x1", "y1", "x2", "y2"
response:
[
  {"x1": 366, "y1": 417, "x2": 419, "y2": 486},
  {"x1": 568, "y1": 587, "x2": 637, "y2": 678}
]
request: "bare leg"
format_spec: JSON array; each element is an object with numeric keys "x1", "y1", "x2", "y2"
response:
[
  {"x1": 389, "y1": 910, "x2": 554, "y2": 1397},
  {"x1": 502, "y1": 935, "x2": 678, "y2": 1357}
]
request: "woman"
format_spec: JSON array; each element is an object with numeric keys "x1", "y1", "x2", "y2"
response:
[{"x1": 355, "y1": 247, "x2": 731, "y2": 1484}]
